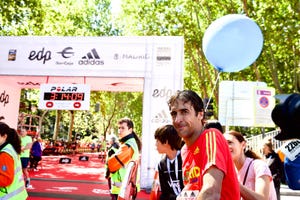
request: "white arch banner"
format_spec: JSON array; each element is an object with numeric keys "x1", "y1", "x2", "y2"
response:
[{"x1": 0, "y1": 36, "x2": 184, "y2": 188}]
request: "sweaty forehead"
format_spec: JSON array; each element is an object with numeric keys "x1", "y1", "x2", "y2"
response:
[{"x1": 170, "y1": 100, "x2": 193, "y2": 111}]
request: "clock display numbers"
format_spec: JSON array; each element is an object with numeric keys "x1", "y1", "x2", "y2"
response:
[{"x1": 43, "y1": 92, "x2": 85, "y2": 101}]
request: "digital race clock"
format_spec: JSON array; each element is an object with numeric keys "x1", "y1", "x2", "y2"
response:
[
  {"x1": 43, "y1": 92, "x2": 85, "y2": 101},
  {"x1": 38, "y1": 84, "x2": 90, "y2": 110}
]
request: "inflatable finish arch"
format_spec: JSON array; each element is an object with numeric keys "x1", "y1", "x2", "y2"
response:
[{"x1": 0, "y1": 36, "x2": 184, "y2": 188}]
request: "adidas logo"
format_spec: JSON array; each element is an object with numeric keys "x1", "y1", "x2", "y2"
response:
[
  {"x1": 78, "y1": 48, "x2": 104, "y2": 65},
  {"x1": 151, "y1": 110, "x2": 171, "y2": 123}
]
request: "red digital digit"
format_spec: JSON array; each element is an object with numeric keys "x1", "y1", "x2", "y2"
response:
[
  {"x1": 77, "y1": 93, "x2": 84, "y2": 101},
  {"x1": 71, "y1": 93, "x2": 77, "y2": 100},
  {"x1": 61, "y1": 93, "x2": 70, "y2": 100},
  {"x1": 50, "y1": 93, "x2": 57, "y2": 100}
]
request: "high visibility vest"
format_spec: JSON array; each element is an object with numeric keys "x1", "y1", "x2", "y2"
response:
[
  {"x1": 110, "y1": 137, "x2": 139, "y2": 195},
  {"x1": 0, "y1": 144, "x2": 28, "y2": 200}
]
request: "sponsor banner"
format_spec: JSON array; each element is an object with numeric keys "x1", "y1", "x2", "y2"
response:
[
  {"x1": 0, "y1": 81, "x2": 21, "y2": 129},
  {"x1": 0, "y1": 36, "x2": 183, "y2": 77},
  {"x1": 38, "y1": 84, "x2": 90, "y2": 110},
  {"x1": 0, "y1": 36, "x2": 184, "y2": 189},
  {"x1": 140, "y1": 76, "x2": 181, "y2": 189}
]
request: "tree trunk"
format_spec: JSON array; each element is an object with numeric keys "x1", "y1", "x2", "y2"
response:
[{"x1": 53, "y1": 110, "x2": 61, "y2": 141}]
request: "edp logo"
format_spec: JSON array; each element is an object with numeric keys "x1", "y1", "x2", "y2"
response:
[
  {"x1": 0, "y1": 90, "x2": 9, "y2": 107},
  {"x1": 28, "y1": 47, "x2": 51, "y2": 64},
  {"x1": 152, "y1": 88, "x2": 173, "y2": 100}
]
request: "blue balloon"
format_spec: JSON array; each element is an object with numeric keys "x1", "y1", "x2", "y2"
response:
[{"x1": 202, "y1": 14, "x2": 264, "y2": 72}]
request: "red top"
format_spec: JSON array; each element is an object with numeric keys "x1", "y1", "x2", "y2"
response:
[{"x1": 180, "y1": 128, "x2": 240, "y2": 199}]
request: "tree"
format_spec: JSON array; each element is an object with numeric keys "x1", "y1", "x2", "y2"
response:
[
  {"x1": 117, "y1": 0, "x2": 299, "y2": 115},
  {"x1": 1, "y1": 0, "x2": 129, "y2": 141}
]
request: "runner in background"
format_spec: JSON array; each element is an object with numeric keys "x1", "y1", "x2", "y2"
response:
[{"x1": 19, "y1": 127, "x2": 33, "y2": 188}]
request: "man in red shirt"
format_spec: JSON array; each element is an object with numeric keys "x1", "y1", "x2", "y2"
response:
[{"x1": 168, "y1": 90, "x2": 240, "y2": 200}]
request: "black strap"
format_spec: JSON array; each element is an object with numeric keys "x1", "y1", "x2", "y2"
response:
[
  {"x1": 243, "y1": 160, "x2": 253, "y2": 185},
  {"x1": 115, "y1": 155, "x2": 124, "y2": 167}
]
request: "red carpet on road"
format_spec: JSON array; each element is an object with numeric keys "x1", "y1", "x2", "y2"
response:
[{"x1": 27, "y1": 154, "x2": 150, "y2": 200}]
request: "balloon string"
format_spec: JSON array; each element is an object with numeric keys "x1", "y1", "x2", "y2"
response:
[{"x1": 205, "y1": 71, "x2": 221, "y2": 112}]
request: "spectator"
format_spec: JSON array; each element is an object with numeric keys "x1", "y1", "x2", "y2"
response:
[
  {"x1": 90, "y1": 142, "x2": 96, "y2": 153},
  {"x1": 97, "y1": 142, "x2": 101, "y2": 153},
  {"x1": 224, "y1": 130, "x2": 277, "y2": 200},
  {"x1": 30, "y1": 137, "x2": 43, "y2": 171},
  {"x1": 262, "y1": 138, "x2": 285, "y2": 200},
  {"x1": 204, "y1": 119, "x2": 224, "y2": 133},
  {"x1": 154, "y1": 124, "x2": 184, "y2": 200},
  {"x1": 71, "y1": 141, "x2": 77, "y2": 156},
  {"x1": 107, "y1": 118, "x2": 142, "y2": 200},
  {"x1": 105, "y1": 135, "x2": 120, "y2": 199},
  {"x1": 168, "y1": 90, "x2": 240, "y2": 199},
  {"x1": 0, "y1": 122, "x2": 28, "y2": 199}
]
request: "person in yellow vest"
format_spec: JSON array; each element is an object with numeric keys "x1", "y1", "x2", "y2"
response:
[
  {"x1": 107, "y1": 118, "x2": 142, "y2": 200},
  {"x1": 0, "y1": 122, "x2": 28, "y2": 200},
  {"x1": 105, "y1": 135, "x2": 120, "y2": 199},
  {"x1": 19, "y1": 128, "x2": 33, "y2": 188}
]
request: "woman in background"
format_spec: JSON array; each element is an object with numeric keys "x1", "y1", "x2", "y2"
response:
[
  {"x1": 224, "y1": 130, "x2": 277, "y2": 200},
  {"x1": 0, "y1": 122, "x2": 28, "y2": 199},
  {"x1": 262, "y1": 138, "x2": 284, "y2": 200}
]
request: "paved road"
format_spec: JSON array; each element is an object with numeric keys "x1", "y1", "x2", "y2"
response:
[{"x1": 280, "y1": 184, "x2": 300, "y2": 199}]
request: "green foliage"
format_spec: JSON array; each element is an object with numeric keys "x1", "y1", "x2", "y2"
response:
[
  {"x1": 0, "y1": 0, "x2": 120, "y2": 36},
  {"x1": 116, "y1": 0, "x2": 299, "y2": 135},
  {"x1": 3, "y1": 0, "x2": 300, "y2": 138}
]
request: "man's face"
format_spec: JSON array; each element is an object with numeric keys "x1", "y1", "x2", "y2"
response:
[
  {"x1": 20, "y1": 128, "x2": 27, "y2": 137},
  {"x1": 118, "y1": 122, "x2": 132, "y2": 139},
  {"x1": 170, "y1": 100, "x2": 203, "y2": 140}
]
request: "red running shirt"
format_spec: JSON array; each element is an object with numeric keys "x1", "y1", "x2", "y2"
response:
[{"x1": 180, "y1": 128, "x2": 240, "y2": 200}]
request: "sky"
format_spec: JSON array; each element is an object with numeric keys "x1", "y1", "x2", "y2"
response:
[{"x1": 111, "y1": 0, "x2": 121, "y2": 14}]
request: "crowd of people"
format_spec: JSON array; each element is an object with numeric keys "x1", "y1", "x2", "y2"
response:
[
  {"x1": 150, "y1": 90, "x2": 286, "y2": 200},
  {"x1": 0, "y1": 89, "x2": 294, "y2": 200}
]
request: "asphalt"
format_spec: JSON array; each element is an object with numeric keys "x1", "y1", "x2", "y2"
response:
[{"x1": 280, "y1": 184, "x2": 300, "y2": 196}]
